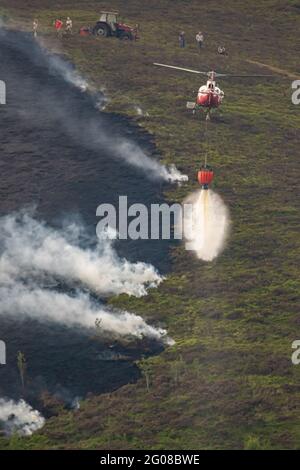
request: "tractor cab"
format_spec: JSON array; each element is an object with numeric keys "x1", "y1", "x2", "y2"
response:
[{"x1": 98, "y1": 11, "x2": 118, "y2": 31}]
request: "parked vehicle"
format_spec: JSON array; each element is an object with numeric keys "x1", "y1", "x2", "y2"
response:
[{"x1": 92, "y1": 11, "x2": 138, "y2": 40}]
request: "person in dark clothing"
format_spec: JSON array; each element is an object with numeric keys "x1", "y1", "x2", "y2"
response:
[{"x1": 179, "y1": 31, "x2": 185, "y2": 48}]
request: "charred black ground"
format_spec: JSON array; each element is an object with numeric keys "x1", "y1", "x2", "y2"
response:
[{"x1": 0, "y1": 29, "x2": 169, "y2": 411}]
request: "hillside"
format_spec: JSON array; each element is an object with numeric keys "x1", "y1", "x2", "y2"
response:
[{"x1": 0, "y1": 0, "x2": 300, "y2": 450}]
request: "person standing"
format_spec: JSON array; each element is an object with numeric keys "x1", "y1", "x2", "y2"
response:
[
  {"x1": 179, "y1": 31, "x2": 185, "y2": 48},
  {"x1": 66, "y1": 17, "x2": 73, "y2": 35},
  {"x1": 195, "y1": 31, "x2": 204, "y2": 49},
  {"x1": 133, "y1": 23, "x2": 139, "y2": 40},
  {"x1": 218, "y1": 45, "x2": 227, "y2": 55},
  {"x1": 33, "y1": 19, "x2": 38, "y2": 38},
  {"x1": 54, "y1": 19, "x2": 63, "y2": 37}
]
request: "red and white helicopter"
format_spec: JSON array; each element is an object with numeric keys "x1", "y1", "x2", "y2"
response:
[{"x1": 154, "y1": 63, "x2": 274, "y2": 120}]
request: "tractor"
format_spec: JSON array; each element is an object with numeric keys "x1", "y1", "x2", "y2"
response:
[{"x1": 92, "y1": 11, "x2": 138, "y2": 40}]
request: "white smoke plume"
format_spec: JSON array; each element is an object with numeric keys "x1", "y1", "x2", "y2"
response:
[
  {"x1": 46, "y1": 58, "x2": 187, "y2": 182},
  {"x1": 0, "y1": 398, "x2": 45, "y2": 436},
  {"x1": 0, "y1": 284, "x2": 170, "y2": 342},
  {"x1": 71, "y1": 397, "x2": 81, "y2": 410},
  {"x1": 183, "y1": 190, "x2": 230, "y2": 261},
  {"x1": 112, "y1": 139, "x2": 188, "y2": 183},
  {"x1": 95, "y1": 86, "x2": 110, "y2": 111},
  {"x1": 43, "y1": 51, "x2": 187, "y2": 183},
  {"x1": 133, "y1": 104, "x2": 149, "y2": 117},
  {"x1": 48, "y1": 55, "x2": 89, "y2": 92},
  {"x1": 0, "y1": 28, "x2": 188, "y2": 183},
  {"x1": 0, "y1": 212, "x2": 163, "y2": 297},
  {"x1": 0, "y1": 212, "x2": 171, "y2": 343}
]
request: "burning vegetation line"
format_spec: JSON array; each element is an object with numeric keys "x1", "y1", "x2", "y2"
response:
[
  {"x1": 0, "y1": 398, "x2": 45, "y2": 436},
  {"x1": 0, "y1": 27, "x2": 187, "y2": 184},
  {"x1": 0, "y1": 212, "x2": 173, "y2": 344}
]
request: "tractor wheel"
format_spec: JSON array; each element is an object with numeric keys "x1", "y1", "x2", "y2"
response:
[{"x1": 94, "y1": 23, "x2": 109, "y2": 37}]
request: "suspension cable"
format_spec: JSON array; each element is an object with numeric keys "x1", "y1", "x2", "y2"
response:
[{"x1": 204, "y1": 116, "x2": 209, "y2": 167}]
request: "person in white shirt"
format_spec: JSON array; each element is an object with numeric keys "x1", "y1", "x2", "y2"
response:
[
  {"x1": 196, "y1": 31, "x2": 204, "y2": 49},
  {"x1": 218, "y1": 45, "x2": 227, "y2": 55},
  {"x1": 66, "y1": 17, "x2": 73, "y2": 34},
  {"x1": 33, "y1": 19, "x2": 38, "y2": 38}
]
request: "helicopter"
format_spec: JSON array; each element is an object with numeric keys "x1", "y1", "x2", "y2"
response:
[{"x1": 153, "y1": 63, "x2": 274, "y2": 120}]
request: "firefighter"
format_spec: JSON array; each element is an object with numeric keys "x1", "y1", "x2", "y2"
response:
[
  {"x1": 195, "y1": 31, "x2": 204, "y2": 49},
  {"x1": 54, "y1": 19, "x2": 63, "y2": 37},
  {"x1": 218, "y1": 45, "x2": 227, "y2": 55},
  {"x1": 33, "y1": 19, "x2": 38, "y2": 38},
  {"x1": 179, "y1": 31, "x2": 185, "y2": 48},
  {"x1": 133, "y1": 23, "x2": 139, "y2": 40},
  {"x1": 66, "y1": 17, "x2": 73, "y2": 35}
]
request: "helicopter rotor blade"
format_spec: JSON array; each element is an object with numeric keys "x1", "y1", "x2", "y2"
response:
[
  {"x1": 215, "y1": 73, "x2": 275, "y2": 78},
  {"x1": 153, "y1": 63, "x2": 208, "y2": 75},
  {"x1": 153, "y1": 64, "x2": 275, "y2": 78}
]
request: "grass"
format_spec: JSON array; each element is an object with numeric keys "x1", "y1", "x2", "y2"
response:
[{"x1": 0, "y1": 0, "x2": 300, "y2": 450}]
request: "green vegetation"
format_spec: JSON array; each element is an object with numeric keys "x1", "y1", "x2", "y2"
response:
[{"x1": 0, "y1": 0, "x2": 300, "y2": 450}]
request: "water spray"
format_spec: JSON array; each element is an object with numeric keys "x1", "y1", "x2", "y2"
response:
[
  {"x1": 183, "y1": 189, "x2": 229, "y2": 261},
  {"x1": 183, "y1": 117, "x2": 230, "y2": 261}
]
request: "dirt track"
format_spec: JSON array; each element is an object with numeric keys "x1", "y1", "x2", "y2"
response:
[{"x1": 247, "y1": 59, "x2": 299, "y2": 80}]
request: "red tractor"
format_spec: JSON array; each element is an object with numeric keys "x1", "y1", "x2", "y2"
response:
[{"x1": 92, "y1": 11, "x2": 138, "y2": 40}]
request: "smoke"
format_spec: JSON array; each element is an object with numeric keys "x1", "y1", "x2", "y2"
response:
[
  {"x1": 1, "y1": 29, "x2": 187, "y2": 183},
  {"x1": 110, "y1": 139, "x2": 188, "y2": 183},
  {"x1": 0, "y1": 212, "x2": 163, "y2": 297},
  {"x1": 0, "y1": 212, "x2": 172, "y2": 343},
  {"x1": 44, "y1": 56, "x2": 187, "y2": 182},
  {"x1": 133, "y1": 104, "x2": 149, "y2": 117},
  {"x1": 95, "y1": 86, "x2": 110, "y2": 111},
  {"x1": 183, "y1": 190, "x2": 230, "y2": 261},
  {"x1": 0, "y1": 284, "x2": 170, "y2": 341},
  {"x1": 48, "y1": 55, "x2": 89, "y2": 92},
  {"x1": 71, "y1": 397, "x2": 80, "y2": 410},
  {"x1": 47, "y1": 58, "x2": 187, "y2": 182},
  {"x1": 0, "y1": 398, "x2": 45, "y2": 436},
  {"x1": 32, "y1": 50, "x2": 187, "y2": 182}
]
